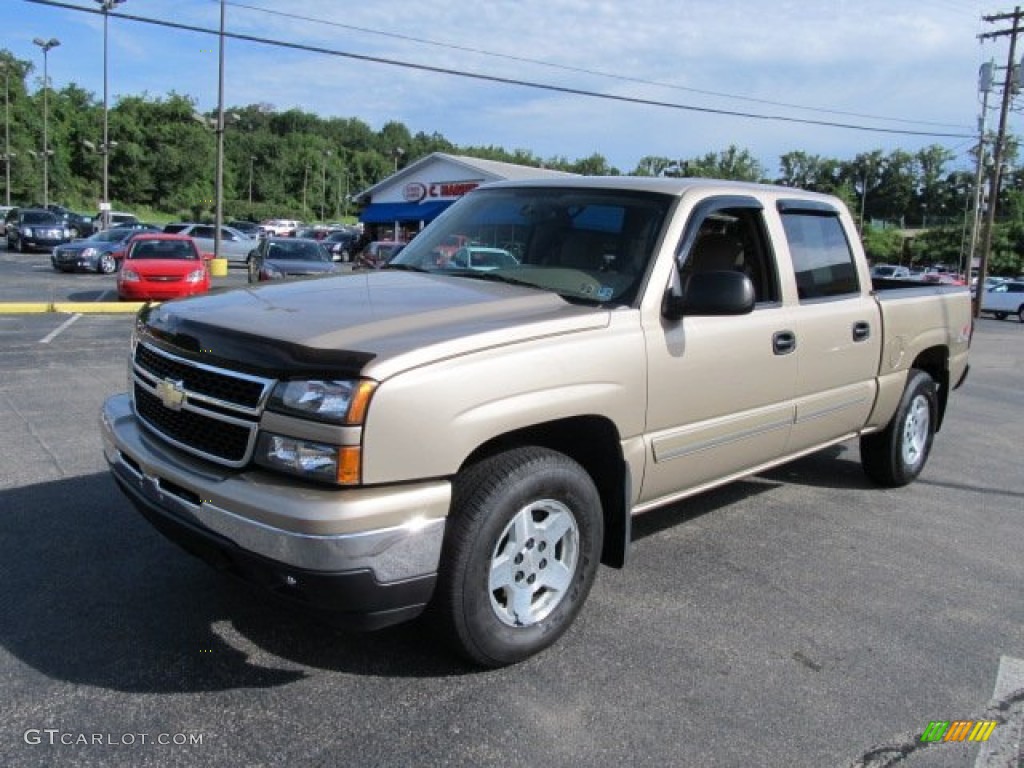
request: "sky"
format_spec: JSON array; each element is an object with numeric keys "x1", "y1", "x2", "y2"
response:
[{"x1": 5, "y1": 0, "x2": 1015, "y2": 177}]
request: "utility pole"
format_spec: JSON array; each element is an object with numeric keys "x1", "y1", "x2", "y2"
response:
[
  {"x1": 966, "y1": 61, "x2": 994, "y2": 280},
  {"x1": 977, "y1": 7, "x2": 1024, "y2": 318}
]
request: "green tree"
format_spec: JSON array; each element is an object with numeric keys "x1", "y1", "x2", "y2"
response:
[
  {"x1": 861, "y1": 226, "x2": 905, "y2": 264},
  {"x1": 777, "y1": 151, "x2": 842, "y2": 193},
  {"x1": 915, "y1": 145, "x2": 956, "y2": 225},
  {"x1": 569, "y1": 152, "x2": 616, "y2": 175},
  {"x1": 0, "y1": 52, "x2": 36, "y2": 203},
  {"x1": 685, "y1": 145, "x2": 765, "y2": 181},
  {"x1": 632, "y1": 155, "x2": 676, "y2": 177}
]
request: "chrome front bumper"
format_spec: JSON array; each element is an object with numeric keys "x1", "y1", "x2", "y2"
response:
[{"x1": 100, "y1": 393, "x2": 450, "y2": 587}]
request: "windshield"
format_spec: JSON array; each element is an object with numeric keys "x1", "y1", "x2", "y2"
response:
[
  {"x1": 266, "y1": 240, "x2": 330, "y2": 261},
  {"x1": 23, "y1": 211, "x2": 60, "y2": 225},
  {"x1": 390, "y1": 187, "x2": 672, "y2": 305},
  {"x1": 128, "y1": 240, "x2": 198, "y2": 260}
]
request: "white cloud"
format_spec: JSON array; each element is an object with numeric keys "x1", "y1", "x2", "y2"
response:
[{"x1": 12, "y1": 0, "x2": 1002, "y2": 175}]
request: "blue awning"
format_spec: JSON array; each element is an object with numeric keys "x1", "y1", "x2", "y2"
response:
[{"x1": 358, "y1": 200, "x2": 452, "y2": 224}]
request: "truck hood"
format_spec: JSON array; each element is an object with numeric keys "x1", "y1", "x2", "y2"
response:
[{"x1": 139, "y1": 271, "x2": 610, "y2": 379}]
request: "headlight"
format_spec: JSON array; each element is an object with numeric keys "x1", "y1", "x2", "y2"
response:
[
  {"x1": 185, "y1": 268, "x2": 206, "y2": 283},
  {"x1": 268, "y1": 379, "x2": 376, "y2": 425},
  {"x1": 22, "y1": 227, "x2": 33, "y2": 237},
  {"x1": 262, "y1": 264, "x2": 284, "y2": 280},
  {"x1": 254, "y1": 433, "x2": 361, "y2": 484},
  {"x1": 120, "y1": 268, "x2": 140, "y2": 282},
  {"x1": 81, "y1": 247, "x2": 97, "y2": 259}
]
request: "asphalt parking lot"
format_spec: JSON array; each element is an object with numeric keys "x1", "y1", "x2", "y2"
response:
[{"x1": 0, "y1": 244, "x2": 1022, "y2": 767}]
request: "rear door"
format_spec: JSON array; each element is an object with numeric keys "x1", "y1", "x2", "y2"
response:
[
  {"x1": 775, "y1": 200, "x2": 881, "y2": 454},
  {"x1": 188, "y1": 225, "x2": 216, "y2": 254}
]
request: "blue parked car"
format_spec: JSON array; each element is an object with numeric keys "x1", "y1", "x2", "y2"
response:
[{"x1": 50, "y1": 225, "x2": 161, "y2": 274}]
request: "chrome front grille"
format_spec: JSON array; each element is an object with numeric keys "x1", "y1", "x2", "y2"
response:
[{"x1": 131, "y1": 341, "x2": 275, "y2": 467}]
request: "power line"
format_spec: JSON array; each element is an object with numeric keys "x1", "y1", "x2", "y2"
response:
[
  {"x1": 26, "y1": 0, "x2": 975, "y2": 140},
  {"x1": 225, "y1": 0, "x2": 969, "y2": 131}
]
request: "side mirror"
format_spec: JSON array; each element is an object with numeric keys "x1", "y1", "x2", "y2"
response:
[{"x1": 663, "y1": 270, "x2": 755, "y2": 320}]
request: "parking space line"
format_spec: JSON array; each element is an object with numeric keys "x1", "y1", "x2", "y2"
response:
[
  {"x1": 975, "y1": 655, "x2": 1024, "y2": 767},
  {"x1": 39, "y1": 313, "x2": 82, "y2": 344}
]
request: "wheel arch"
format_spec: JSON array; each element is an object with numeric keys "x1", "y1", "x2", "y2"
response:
[
  {"x1": 909, "y1": 345, "x2": 949, "y2": 431},
  {"x1": 458, "y1": 415, "x2": 631, "y2": 569}
]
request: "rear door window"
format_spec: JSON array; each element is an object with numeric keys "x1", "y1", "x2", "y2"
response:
[{"x1": 779, "y1": 206, "x2": 860, "y2": 300}]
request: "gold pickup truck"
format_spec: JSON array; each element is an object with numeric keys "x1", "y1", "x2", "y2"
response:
[{"x1": 100, "y1": 178, "x2": 971, "y2": 666}]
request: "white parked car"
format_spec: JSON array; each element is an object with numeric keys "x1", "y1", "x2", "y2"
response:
[
  {"x1": 259, "y1": 219, "x2": 302, "y2": 237},
  {"x1": 980, "y1": 280, "x2": 1024, "y2": 322},
  {"x1": 870, "y1": 264, "x2": 911, "y2": 279},
  {"x1": 0, "y1": 205, "x2": 14, "y2": 234}
]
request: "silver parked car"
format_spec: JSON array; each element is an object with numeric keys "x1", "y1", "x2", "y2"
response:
[
  {"x1": 247, "y1": 237, "x2": 338, "y2": 282},
  {"x1": 162, "y1": 223, "x2": 255, "y2": 265},
  {"x1": 980, "y1": 280, "x2": 1024, "y2": 322}
]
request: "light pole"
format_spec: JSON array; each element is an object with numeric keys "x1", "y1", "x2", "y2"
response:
[
  {"x1": 321, "y1": 149, "x2": 331, "y2": 221},
  {"x1": 302, "y1": 164, "x2": 309, "y2": 217},
  {"x1": 858, "y1": 175, "x2": 867, "y2": 234},
  {"x1": 248, "y1": 154, "x2": 255, "y2": 206},
  {"x1": 94, "y1": 1, "x2": 125, "y2": 229},
  {"x1": 32, "y1": 37, "x2": 60, "y2": 208},
  {"x1": 2, "y1": 61, "x2": 15, "y2": 206},
  {"x1": 213, "y1": 0, "x2": 226, "y2": 260}
]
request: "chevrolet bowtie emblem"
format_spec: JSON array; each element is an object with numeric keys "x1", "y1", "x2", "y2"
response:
[{"x1": 155, "y1": 378, "x2": 187, "y2": 410}]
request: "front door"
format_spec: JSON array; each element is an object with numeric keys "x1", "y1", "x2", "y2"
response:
[{"x1": 639, "y1": 197, "x2": 798, "y2": 507}]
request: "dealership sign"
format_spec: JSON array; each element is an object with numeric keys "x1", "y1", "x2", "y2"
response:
[{"x1": 403, "y1": 180, "x2": 480, "y2": 203}]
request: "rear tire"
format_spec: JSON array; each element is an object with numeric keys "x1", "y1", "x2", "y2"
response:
[
  {"x1": 1018, "y1": 306, "x2": 1024, "y2": 323},
  {"x1": 860, "y1": 369, "x2": 937, "y2": 487},
  {"x1": 433, "y1": 447, "x2": 603, "y2": 667},
  {"x1": 995, "y1": 312, "x2": 1007, "y2": 321}
]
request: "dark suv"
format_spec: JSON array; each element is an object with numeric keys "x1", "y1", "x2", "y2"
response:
[
  {"x1": 5, "y1": 208, "x2": 74, "y2": 252},
  {"x1": 38, "y1": 204, "x2": 96, "y2": 238}
]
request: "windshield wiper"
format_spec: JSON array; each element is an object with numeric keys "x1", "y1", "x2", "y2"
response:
[
  {"x1": 440, "y1": 269, "x2": 614, "y2": 305},
  {"x1": 438, "y1": 269, "x2": 546, "y2": 290},
  {"x1": 381, "y1": 263, "x2": 429, "y2": 272}
]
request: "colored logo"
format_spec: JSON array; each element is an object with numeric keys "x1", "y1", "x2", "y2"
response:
[
  {"x1": 403, "y1": 182, "x2": 427, "y2": 202},
  {"x1": 920, "y1": 720, "x2": 997, "y2": 743}
]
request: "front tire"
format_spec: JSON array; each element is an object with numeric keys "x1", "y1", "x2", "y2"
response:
[
  {"x1": 860, "y1": 369, "x2": 937, "y2": 487},
  {"x1": 995, "y1": 312, "x2": 1007, "y2": 321},
  {"x1": 97, "y1": 253, "x2": 117, "y2": 274},
  {"x1": 434, "y1": 447, "x2": 603, "y2": 667}
]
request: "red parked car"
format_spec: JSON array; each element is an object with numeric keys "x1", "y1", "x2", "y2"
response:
[
  {"x1": 354, "y1": 239, "x2": 406, "y2": 270},
  {"x1": 117, "y1": 234, "x2": 210, "y2": 301}
]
